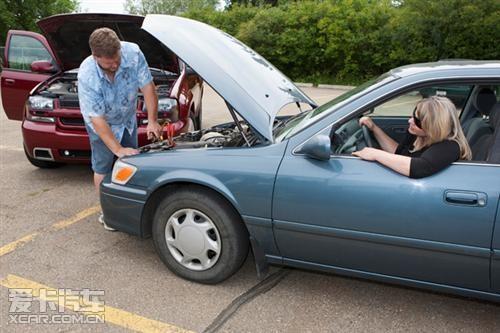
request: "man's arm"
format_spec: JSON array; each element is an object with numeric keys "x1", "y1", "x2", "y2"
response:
[
  {"x1": 141, "y1": 82, "x2": 162, "y2": 140},
  {"x1": 91, "y1": 117, "x2": 138, "y2": 158}
]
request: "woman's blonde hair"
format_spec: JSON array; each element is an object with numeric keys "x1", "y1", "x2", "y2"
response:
[{"x1": 412, "y1": 96, "x2": 472, "y2": 160}]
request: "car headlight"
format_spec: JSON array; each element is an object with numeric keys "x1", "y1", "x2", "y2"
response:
[
  {"x1": 158, "y1": 98, "x2": 178, "y2": 113},
  {"x1": 142, "y1": 97, "x2": 178, "y2": 113},
  {"x1": 140, "y1": 98, "x2": 179, "y2": 125},
  {"x1": 111, "y1": 160, "x2": 137, "y2": 185},
  {"x1": 28, "y1": 96, "x2": 54, "y2": 110}
]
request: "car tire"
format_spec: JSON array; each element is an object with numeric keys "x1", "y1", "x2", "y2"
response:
[
  {"x1": 24, "y1": 147, "x2": 63, "y2": 169},
  {"x1": 152, "y1": 186, "x2": 249, "y2": 284}
]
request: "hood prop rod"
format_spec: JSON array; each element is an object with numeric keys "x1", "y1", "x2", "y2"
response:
[{"x1": 226, "y1": 102, "x2": 251, "y2": 147}]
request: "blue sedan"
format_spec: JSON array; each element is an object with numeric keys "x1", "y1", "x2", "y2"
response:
[{"x1": 101, "y1": 15, "x2": 500, "y2": 303}]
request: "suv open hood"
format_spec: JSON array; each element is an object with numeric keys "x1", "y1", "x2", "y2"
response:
[
  {"x1": 143, "y1": 15, "x2": 316, "y2": 142},
  {"x1": 37, "y1": 13, "x2": 177, "y2": 73}
]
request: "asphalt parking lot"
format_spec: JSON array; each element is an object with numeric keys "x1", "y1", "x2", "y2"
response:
[{"x1": 1, "y1": 85, "x2": 499, "y2": 332}]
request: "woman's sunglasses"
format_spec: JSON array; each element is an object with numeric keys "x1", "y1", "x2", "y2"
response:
[{"x1": 412, "y1": 109, "x2": 422, "y2": 129}]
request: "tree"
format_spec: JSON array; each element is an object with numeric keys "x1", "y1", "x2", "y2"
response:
[
  {"x1": 388, "y1": 0, "x2": 500, "y2": 64},
  {"x1": 228, "y1": 0, "x2": 278, "y2": 6},
  {"x1": 0, "y1": 0, "x2": 78, "y2": 45},
  {"x1": 124, "y1": 0, "x2": 218, "y2": 15}
]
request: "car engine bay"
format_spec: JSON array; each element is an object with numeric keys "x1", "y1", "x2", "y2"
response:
[
  {"x1": 35, "y1": 69, "x2": 177, "y2": 110},
  {"x1": 140, "y1": 120, "x2": 263, "y2": 152}
]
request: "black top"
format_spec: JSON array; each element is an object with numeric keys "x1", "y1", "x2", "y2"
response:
[{"x1": 395, "y1": 132, "x2": 460, "y2": 178}]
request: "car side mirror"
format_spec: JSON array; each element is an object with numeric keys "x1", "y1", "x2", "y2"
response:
[
  {"x1": 297, "y1": 134, "x2": 331, "y2": 161},
  {"x1": 31, "y1": 60, "x2": 56, "y2": 74}
]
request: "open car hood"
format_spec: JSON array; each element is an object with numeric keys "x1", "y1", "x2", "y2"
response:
[
  {"x1": 142, "y1": 15, "x2": 316, "y2": 142},
  {"x1": 37, "y1": 13, "x2": 177, "y2": 73}
]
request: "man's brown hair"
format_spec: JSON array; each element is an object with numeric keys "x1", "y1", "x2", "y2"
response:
[{"x1": 89, "y1": 28, "x2": 121, "y2": 57}]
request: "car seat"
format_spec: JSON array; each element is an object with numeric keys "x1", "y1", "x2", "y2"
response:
[
  {"x1": 471, "y1": 101, "x2": 500, "y2": 161},
  {"x1": 463, "y1": 87, "x2": 496, "y2": 148}
]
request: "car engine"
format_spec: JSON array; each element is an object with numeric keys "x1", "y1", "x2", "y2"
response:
[{"x1": 140, "y1": 121, "x2": 262, "y2": 152}]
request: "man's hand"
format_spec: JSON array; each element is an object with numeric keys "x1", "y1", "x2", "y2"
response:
[
  {"x1": 140, "y1": 82, "x2": 161, "y2": 140},
  {"x1": 115, "y1": 147, "x2": 139, "y2": 158},
  {"x1": 147, "y1": 121, "x2": 163, "y2": 141}
]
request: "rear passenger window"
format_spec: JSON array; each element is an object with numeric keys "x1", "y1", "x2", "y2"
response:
[
  {"x1": 8, "y1": 35, "x2": 54, "y2": 71},
  {"x1": 372, "y1": 85, "x2": 473, "y2": 117},
  {"x1": 419, "y1": 85, "x2": 473, "y2": 112}
]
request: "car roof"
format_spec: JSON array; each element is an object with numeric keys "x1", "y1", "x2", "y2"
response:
[{"x1": 390, "y1": 60, "x2": 500, "y2": 78}]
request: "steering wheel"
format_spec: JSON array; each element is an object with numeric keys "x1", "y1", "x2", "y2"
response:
[{"x1": 361, "y1": 125, "x2": 374, "y2": 148}]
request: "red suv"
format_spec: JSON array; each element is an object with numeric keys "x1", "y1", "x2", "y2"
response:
[{"x1": 1, "y1": 13, "x2": 203, "y2": 168}]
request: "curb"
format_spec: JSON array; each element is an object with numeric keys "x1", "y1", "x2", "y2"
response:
[
  {"x1": 294, "y1": 82, "x2": 354, "y2": 90},
  {"x1": 294, "y1": 82, "x2": 314, "y2": 88},
  {"x1": 317, "y1": 84, "x2": 355, "y2": 90}
]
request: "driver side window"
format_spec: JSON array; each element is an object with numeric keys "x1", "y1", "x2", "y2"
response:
[
  {"x1": 372, "y1": 91, "x2": 423, "y2": 117},
  {"x1": 329, "y1": 84, "x2": 473, "y2": 156}
]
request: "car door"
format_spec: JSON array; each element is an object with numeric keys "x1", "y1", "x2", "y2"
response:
[
  {"x1": 1, "y1": 30, "x2": 58, "y2": 120},
  {"x1": 493, "y1": 201, "x2": 500, "y2": 293},
  {"x1": 272, "y1": 87, "x2": 499, "y2": 293}
]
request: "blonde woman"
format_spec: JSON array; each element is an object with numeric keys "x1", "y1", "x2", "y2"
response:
[{"x1": 353, "y1": 96, "x2": 472, "y2": 178}]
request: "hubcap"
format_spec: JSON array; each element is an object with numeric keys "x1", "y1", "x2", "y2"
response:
[{"x1": 165, "y1": 208, "x2": 221, "y2": 271}]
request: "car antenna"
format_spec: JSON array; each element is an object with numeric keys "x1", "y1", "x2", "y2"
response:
[{"x1": 225, "y1": 102, "x2": 251, "y2": 147}]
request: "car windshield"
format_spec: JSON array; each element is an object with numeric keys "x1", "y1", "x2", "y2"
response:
[{"x1": 274, "y1": 73, "x2": 397, "y2": 142}]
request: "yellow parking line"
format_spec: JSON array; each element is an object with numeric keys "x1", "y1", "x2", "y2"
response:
[
  {"x1": 0, "y1": 205, "x2": 100, "y2": 257},
  {"x1": 0, "y1": 233, "x2": 39, "y2": 257},
  {"x1": 51, "y1": 205, "x2": 101, "y2": 230},
  {"x1": 0, "y1": 274, "x2": 193, "y2": 333}
]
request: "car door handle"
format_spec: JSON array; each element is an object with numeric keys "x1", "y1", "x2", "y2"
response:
[
  {"x1": 444, "y1": 191, "x2": 487, "y2": 207},
  {"x1": 4, "y1": 79, "x2": 15, "y2": 85}
]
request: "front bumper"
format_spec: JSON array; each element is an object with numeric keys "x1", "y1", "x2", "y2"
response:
[
  {"x1": 22, "y1": 120, "x2": 91, "y2": 163},
  {"x1": 22, "y1": 119, "x2": 184, "y2": 163},
  {"x1": 100, "y1": 175, "x2": 148, "y2": 236}
]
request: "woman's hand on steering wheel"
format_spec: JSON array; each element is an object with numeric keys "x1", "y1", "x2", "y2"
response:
[
  {"x1": 359, "y1": 116, "x2": 374, "y2": 130},
  {"x1": 361, "y1": 125, "x2": 374, "y2": 147}
]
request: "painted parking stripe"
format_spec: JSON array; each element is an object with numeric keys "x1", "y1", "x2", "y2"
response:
[
  {"x1": 0, "y1": 233, "x2": 39, "y2": 257},
  {"x1": 52, "y1": 205, "x2": 101, "y2": 230},
  {"x1": 0, "y1": 205, "x2": 100, "y2": 257},
  {"x1": 1, "y1": 274, "x2": 193, "y2": 333}
]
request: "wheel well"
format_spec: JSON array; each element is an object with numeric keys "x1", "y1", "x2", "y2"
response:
[{"x1": 140, "y1": 182, "x2": 244, "y2": 238}]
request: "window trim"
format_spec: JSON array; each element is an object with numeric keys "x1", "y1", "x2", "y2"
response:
[{"x1": 6, "y1": 33, "x2": 56, "y2": 73}]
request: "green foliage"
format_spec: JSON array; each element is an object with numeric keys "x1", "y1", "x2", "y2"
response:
[
  {"x1": 0, "y1": 0, "x2": 78, "y2": 46},
  {"x1": 388, "y1": 0, "x2": 500, "y2": 65},
  {"x1": 124, "y1": 0, "x2": 218, "y2": 15},
  {"x1": 185, "y1": 5, "x2": 259, "y2": 36},
  {"x1": 183, "y1": 0, "x2": 500, "y2": 84}
]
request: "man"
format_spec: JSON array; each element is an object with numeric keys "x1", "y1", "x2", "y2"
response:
[{"x1": 78, "y1": 28, "x2": 162, "y2": 230}]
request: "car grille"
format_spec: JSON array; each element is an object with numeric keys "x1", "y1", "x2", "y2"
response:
[
  {"x1": 59, "y1": 95, "x2": 80, "y2": 108},
  {"x1": 60, "y1": 118, "x2": 85, "y2": 126}
]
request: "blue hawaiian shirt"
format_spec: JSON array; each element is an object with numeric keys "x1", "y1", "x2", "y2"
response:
[{"x1": 77, "y1": 42, "x2": 153, "y2": 142}]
